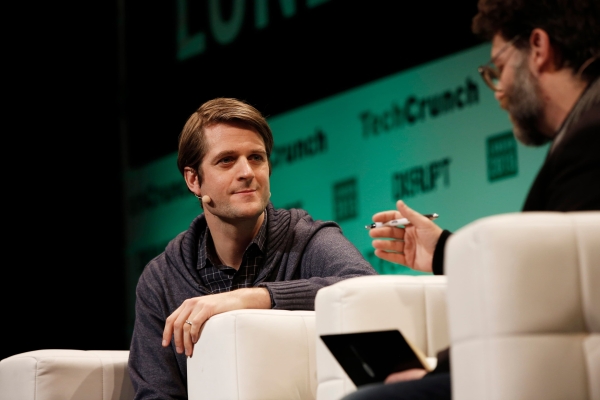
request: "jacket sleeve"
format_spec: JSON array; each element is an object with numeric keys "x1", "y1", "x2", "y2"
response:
[
  {"x1": 259, "y1": 225, "x2": 377, "y2": 310},
  {"x1": 127, "y1": 261, "x2": 188, "y2": 400},
  {"x1": 432, "y1": 230, "x2": 453, "y2": 275}
]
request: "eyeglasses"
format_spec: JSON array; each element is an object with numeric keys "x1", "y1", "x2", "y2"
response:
[{"x1": 478, "y1": 35, "x2": 521, "y2": 91}]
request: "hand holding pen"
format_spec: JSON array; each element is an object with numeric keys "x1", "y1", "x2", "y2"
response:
[
  {"x1": 368, "y1": 201, "x2": 444, "y2": 273},
  {"x1": 365, "y1": 213, "x2": 438, "y2": 229}
]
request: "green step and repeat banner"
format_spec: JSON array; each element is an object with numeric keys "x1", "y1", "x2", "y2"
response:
[{"x1": 124, "y1": 42, "x2": 549, "y2": 324}]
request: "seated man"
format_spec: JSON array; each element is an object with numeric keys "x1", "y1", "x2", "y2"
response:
[
  {"x1": 345, "y1": 0, "x2": 599, "y2": 398},
  {"x1": 127, "y1": 97, "x2": 377, "y2": 399}
]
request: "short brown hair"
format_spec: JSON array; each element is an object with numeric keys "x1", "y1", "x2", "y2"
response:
[
  {"x1": 177, "y1": 97, "x2": 274, "y2": 183},
  {"x1": 472, "y1": 0, "x2": 600, "y2": 80}
]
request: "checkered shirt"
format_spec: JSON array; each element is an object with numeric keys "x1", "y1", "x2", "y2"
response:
[{"x1": 197, "y1": 212, "x2": 268, "y2": 294}]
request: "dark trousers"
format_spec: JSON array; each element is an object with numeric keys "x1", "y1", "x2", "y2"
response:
[{"x1": 341, "y1": 372, "x2": 451, "y2": 400}]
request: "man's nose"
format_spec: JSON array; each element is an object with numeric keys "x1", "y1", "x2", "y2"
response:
[{"x1": 237, "y1": 158, "x2": 255, "y2": 178}]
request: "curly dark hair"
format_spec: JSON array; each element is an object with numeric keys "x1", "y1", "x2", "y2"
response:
[{"x1": 472, "y1": 0, "x2": 600, "y2": 80}]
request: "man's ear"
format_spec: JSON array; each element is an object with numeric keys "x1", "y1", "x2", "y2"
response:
[
  {"x1": 528, "y1": 28, "x2": 556, "y2": 74},
  {"x1": 184, "y1": 166, "x2": 201, "y2": 195}
]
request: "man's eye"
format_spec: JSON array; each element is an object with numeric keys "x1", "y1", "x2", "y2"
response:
[
  {"x1": 219, "y1": 157, "x2": 234, "y2": 164},
  {"x1": 250, "y1": 154, "x2": 265, "y2": 161}
]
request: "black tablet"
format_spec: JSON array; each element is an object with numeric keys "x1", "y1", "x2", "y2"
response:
[{"x1": 320, "y1": 329, "x2": 431, "y2": 387}]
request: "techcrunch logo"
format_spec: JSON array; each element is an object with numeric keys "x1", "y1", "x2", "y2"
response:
[
  {"x1": 271, "y1": 128, "x2": 327, "y2": 169},
  {"x1": 360, "y1": 77, "x2": 479, "y2": 138}
]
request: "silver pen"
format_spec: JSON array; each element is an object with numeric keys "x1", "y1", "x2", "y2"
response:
[{"x1": 365, "y1": 213, "x2": 439, "y2": 229}]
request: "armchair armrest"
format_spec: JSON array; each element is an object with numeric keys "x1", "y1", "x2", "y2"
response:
[{"x1": 187, "y1": 309, "x2": 317, "y2": 400}]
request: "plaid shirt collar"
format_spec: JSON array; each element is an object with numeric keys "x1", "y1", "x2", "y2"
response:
[{"x1": 197, "y1": 209, "x2": 268, "y2": 270}]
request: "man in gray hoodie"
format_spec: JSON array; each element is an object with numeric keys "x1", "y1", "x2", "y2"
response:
[{"x1": 127, "y1": 97, "x2": 377, "y2": 399}]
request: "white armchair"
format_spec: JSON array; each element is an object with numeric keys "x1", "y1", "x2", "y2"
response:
[
  {"x1": 0, "y1": 349, "x2": 133, "y2": 400},
  {"x1": 446, "y1": 211, "x2": 600, "y2": 400},
  {"x1": 314, "y1": 274, "x2": 449, "y2": 400}
]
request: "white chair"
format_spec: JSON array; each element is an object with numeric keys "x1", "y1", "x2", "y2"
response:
[
  {"x1": 314, "y1": 274, "x2": 449, "y2": 400},
  {"x1": 446, "y1": 211, "x2": 600, "y2": 400},
  {"x1": 0, "y1": 349, "x2": 133, "y2": 400}
]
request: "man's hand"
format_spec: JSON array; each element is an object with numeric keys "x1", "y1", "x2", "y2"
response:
[
  {"x1": 369, "y1": 200, "x2": 443, "y2": 273},
  {"x1": 162, "y1": 287, "x2": 271, "y2": 357},
  {"x1": 384, "y1": 368, "x2": 428, "y2": 384}
]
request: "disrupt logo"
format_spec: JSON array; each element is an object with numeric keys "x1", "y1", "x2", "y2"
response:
[
  {"x1": 392, "y1": 157, "x2": 451, "y2": 200},
  {"x1": 271, "y1": 128, "x2": 327, "y2": 168},
  {"x1": 360, "y1": 77, "x2": 479, "y2": 138}
]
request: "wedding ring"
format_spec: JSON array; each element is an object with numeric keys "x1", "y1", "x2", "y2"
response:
[{"x1": 185, "y1": 320, "x2": 192, "y2": 326}]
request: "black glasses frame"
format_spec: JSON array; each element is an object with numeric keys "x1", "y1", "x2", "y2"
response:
[{"x1": 477, "y1": 35, "x2": 521, "y2": 91}]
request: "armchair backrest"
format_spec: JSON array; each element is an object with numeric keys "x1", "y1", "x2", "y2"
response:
[{"x1": 446, "y1": 211, "x2": 600, "y2": 400}]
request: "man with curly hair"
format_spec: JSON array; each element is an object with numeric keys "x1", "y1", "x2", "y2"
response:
[{"x1": 344, "y1": 0, "x2": 599, "y2": 398}]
